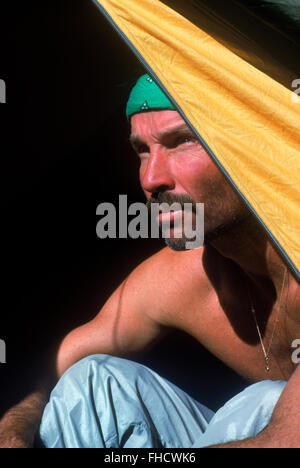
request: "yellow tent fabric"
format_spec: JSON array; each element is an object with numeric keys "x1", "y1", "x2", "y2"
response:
[{"x1": 95, "y1": 0, "x2": 300, "y2": 279}]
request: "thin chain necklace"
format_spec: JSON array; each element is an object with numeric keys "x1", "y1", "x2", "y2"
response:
[{"x1": 246, "y1": 267, "x2": 288, "y2": 373}]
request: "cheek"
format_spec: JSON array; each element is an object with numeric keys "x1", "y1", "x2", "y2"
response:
[{"x1": 173, "y1": 151, "x2": 219, "y2": 191}]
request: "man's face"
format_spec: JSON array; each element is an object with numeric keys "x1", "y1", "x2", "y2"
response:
[{"x1": 130, "y1": 110, "x2": 248, "y2": 249}]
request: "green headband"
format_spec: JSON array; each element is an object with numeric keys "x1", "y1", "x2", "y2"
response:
[{"x1": 126, "y1": 74, "x2": 176, "y2": 120}]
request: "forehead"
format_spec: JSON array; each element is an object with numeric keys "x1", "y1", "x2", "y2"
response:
[{"x1": 130, "y1": 110, "x2": 187, "y2": 139}]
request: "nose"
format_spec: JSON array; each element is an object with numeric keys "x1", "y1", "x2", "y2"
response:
[{"x1": 140, "y1": 148, "x2": 175, "y2": 195}]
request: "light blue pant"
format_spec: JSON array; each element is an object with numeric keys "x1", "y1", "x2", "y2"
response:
[{"x1": 39, "y1": 354, "x2": 286, "y2": 448}]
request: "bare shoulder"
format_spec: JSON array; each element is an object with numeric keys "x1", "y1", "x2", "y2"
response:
[{"x1": 125, "y1": 246, "x2": 215, "y2": 327}]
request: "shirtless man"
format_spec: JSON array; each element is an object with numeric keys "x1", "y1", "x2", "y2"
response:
[{"x1": 1, "y1": 75, "x2": 299, "y2": 448}]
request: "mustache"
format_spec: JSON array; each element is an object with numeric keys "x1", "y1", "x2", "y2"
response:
[{"x1": 146, "y1": 193, "x2": 197, "y2": 212}]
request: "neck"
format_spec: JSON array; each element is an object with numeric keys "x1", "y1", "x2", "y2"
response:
[{"x1": 207, "y1": 214, "x2": 288, "y2": 294}]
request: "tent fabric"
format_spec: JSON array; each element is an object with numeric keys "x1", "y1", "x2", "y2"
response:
[
  {"x1": 94, "y1": 0, "x2": 300, "y2": 279},
  {"x1": 160, "y1": 0, "x2": 300, "y2": 90}
]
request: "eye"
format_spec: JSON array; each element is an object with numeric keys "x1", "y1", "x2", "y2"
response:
[
  {"x1": 182, "y1": 137, "x2": 193, "y2": 144},
  {"x1": 136, "y1": 144, "x2": 150, "y2": 155},
  {"x1": 175, "y1": 136, "x2": 195, "y2": 147}
]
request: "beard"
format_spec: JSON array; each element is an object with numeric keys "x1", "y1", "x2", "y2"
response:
[
  {"x1": 146, "y1": 185, "x2": 249, "y2": 251},
  {"x1": 203, "y1": 213, "x2": 250, "y2": 244},
  {"x1": 201, "y1": 180, "x2": 250, "y2": 246}
]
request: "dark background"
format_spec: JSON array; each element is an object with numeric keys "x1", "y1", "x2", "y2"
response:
[{"x1": 0, "y1": 0, "x2": 248, "y2": 419}]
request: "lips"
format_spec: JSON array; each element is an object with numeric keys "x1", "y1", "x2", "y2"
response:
[{"x1": 158, "y1": 210, "x2": 184, "y2": 224}]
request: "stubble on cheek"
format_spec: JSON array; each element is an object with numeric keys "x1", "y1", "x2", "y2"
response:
[{"x1": 200, "y1": 176, "x2": 249, "y2": 242}]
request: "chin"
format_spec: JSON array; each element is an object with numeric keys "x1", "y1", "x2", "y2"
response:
[
  {"x1": 164, "y1": 239, "x2": 188, "y2": 251},
  {"x1": 164, "y1": 236, "x2": 200, "y2": 252}
]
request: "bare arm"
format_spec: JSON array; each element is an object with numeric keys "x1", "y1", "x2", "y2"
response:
[
  {"x1": 207, "y1": 365, "x2": 300, "y2": 448},
  {"x1": 0, "y1": 387, "x2": 49, "y2": 448},
  {"x1": 0, "y1": 357, "x2": 57, "y2": 449}
]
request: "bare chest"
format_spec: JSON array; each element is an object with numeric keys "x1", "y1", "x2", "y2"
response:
[{"x1": 179, "y1": 277, "x2": 300, "y2": 382}]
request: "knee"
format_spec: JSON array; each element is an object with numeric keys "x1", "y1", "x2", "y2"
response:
[
  {"x1": 57, "y1": 354, "x2": 151, "y2": 397},
  {"x1": 41, "y1": 355, "x2": 157, "y2": 448},
  {"x1": 61, "y1": 354, "x2": 114, "y2": 381}
]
